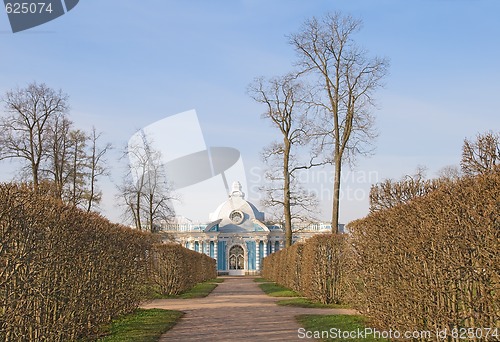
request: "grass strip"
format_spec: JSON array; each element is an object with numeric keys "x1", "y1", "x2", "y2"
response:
[
  {"x1": 98, "y1": 309, "x2": 183, "y2": 342},
  {"x1": 258, "y1": 282, "x2": 301, "y2": 297},
  {"x1": 257, "y1": 279, "x2": 351, "y2": 308},
  {"x1": 253, "y1": 277, "x2": 273, "y2": 283},
  {"x1": 150, "y1": 278, "x2": 223, "y2": 299},
  {"x1": 296, "y1": 314, "x2": 388, "y2": 342},
  {"x1": 277, "y1": 297, "x2": 349, "y2": 309},
  {"x1": 177, "y1": 281, "x2": 219, "y2": 299},
  {"x1": 208, "y1": 277, "x2": 225, "y2": 283}
]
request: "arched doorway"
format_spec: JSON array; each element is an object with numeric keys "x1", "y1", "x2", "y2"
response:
[{"x1": 228, "y1": 244, "x2": 245, "y2": 276}]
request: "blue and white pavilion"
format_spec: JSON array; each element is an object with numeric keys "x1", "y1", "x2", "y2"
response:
[{"x1": 161, "y1": 181, "x2": 333, "y2": 275}]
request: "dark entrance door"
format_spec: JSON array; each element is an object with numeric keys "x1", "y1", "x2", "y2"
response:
[{"x1": 229, "y1": 245, "x2": 244, "y2": 270}]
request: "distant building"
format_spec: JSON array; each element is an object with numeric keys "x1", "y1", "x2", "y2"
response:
[{"x1": 160, "y1": 181, "x2": 340, "y2": 275}]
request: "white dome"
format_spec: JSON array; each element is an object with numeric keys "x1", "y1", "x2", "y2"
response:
[{"x1": 208, "y1": 181, "x2": 265, "y2": 232}]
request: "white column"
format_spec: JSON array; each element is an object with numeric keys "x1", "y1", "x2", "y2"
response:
[
  {"x1": 205, "y1": 240, "x2": 210, "y2": 256},
  {"x1": 263, "y1": 239, "x2": 268, "y2": 258},
  {"x1": 213, "y1": 240, "x2": 218, "y2": 263},
  {"x1": 270, "y1": 240, "x2": 275, "y2": 254},
  {"x1": 255, "y1": 240, "x2": 260, "y2": 271}
]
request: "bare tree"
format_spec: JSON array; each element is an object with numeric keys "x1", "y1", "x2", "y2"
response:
[
  {"x1": 43, "y1": 125, "x2": 110, "y2": 211},
  {"x1": 1, "y1": 83, "x2": 110, "y2": 211},
  {"x1": 369, "y1": 167, "x2": 443, "y2": 212},
  {"x1": 248, "y1": 74, "x2": 318, "y2": 247},
  {"x1": 118, "y1": 173, "x2": 144, "y2": 230},
  {"x1": 461, "y1": 131, "x2": 500, "y2": 176},
  {"x1": 290, "y1": 12, "x2": 389, "y2": 233},
  {"x1": 118, "y1": 131, "x2": 175, "y2": 232},
  {"x1": 437, "y1": 164, "x2": 462, "y2": 181},
  {"x1": 85, "y1": 127, "x2": 111, "y2": 212},
  {"x1": 44, "y1": 114, "x2": 73, "y2": 199},
  {"x1": 260, "y1": 167, "x2": 318, "y2": 231},
  {"x1": 66, "y1": 129, "x2": 88, "y2": 207},
  {"x1": 0, "y1": 82, "x2": 69, "y2": 191}
]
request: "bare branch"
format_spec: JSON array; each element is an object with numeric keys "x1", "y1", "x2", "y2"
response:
[
  {"x1": 289, "y1": 12, "x2": 389, "y2": 232},
  {"x1": 461, "y1": 131, "x2": 500, "y2": 176},
  {"x1": 248, "y1": 73, "x2": 319, "y2": 246},
  {"x1": 0, "y1": 82, "x2": 69, "y2": 191},
  {"x1": 117, "y1": 131, "x2": 176, "y2": 232}
]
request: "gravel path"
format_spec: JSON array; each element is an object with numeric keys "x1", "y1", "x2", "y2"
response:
[{"x1": 140, "y1": 276, "x2": 357, "y2": 341}]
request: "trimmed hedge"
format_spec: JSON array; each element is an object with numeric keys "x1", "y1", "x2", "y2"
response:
[
  {"x1": 261, "y1": 242, "x2": 304, "y2": 293},
  {"x1": 262, "y1": 234, "x2": 352, "y2": 304},
  {"x1": 262, "y1": 172, "x2": 499, "y2": 340},
  {"x1": 0, "y1": 183, "x2": 215, "y2": 341},
  {"x1": 149, "y1": 243, "x2": 216, "y2": 296},
  {"x1": 348, "y1": 172, "x2": 499, "y2": 337}
]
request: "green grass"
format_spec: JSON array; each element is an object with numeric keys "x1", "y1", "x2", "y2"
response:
[
  {"x1": 177, "y1": 281, "x2": 219, "y2": 299},
  {"x1": 98, "y1": 309, "x2": 183, "y2": 342},
  {"x1": 277, "y1": 297, "x2": 350, "y2": 309},
  {"x1": 257, "y1": 279, "x2": 352, "y2": 308},
  {"x1": 149, "y1": 278, "x2": 223, "y2": 299},
  {"x1": 258, "y1": 282, "x2": 301, "y2": 297},
  {"x1": 208, "y1": 277, "x2": 225, "y2": 283},
  {"x1": 253, "y1": 277, "x2": 272, "y2": 283},
  {"x1": 296, "y1": 315, "x2": 388, "y2": 342}
]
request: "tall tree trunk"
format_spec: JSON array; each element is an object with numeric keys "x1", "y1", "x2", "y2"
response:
[
  {"x1": 149, "y1": 193, "x2": 154, "y2": 233},
  {"x1": 32, "y1": 161, "x2": 39, "y2": 192},
  {"x1": 331, "y1": 155, "x2": 342, "y2": 234},
  {"x1": 135, "y1": 190, "x2": 142, "y2": 230},
  {"x1": 86, "y1": 165, "x2": 95, "y2": 213},
  {"x1": 283, "y1": 139, "x2": 292, "y2": 247},
  {"x1": 87, "y1": 141, "x2": 97, "y2": 213},
  {"x1": 72, "y1": 143, "x2": 78, "y2": 206}
]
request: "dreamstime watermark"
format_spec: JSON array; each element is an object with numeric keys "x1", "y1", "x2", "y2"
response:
[{"x1": 3, "y1": 0, "x2": 79, "y2": 33}]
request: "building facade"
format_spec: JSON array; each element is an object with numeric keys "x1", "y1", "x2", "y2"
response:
[{"x1": 161, "y1": 181, "x2": 335, "y2": 275}]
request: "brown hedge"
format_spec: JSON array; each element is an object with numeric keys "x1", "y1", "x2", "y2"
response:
[
  {"x1": 0, "y1": 183, "x2": 216, "y2": 341},
  {"x1": 261, "y1": 242, "x2": 303, "y2": 293},
  {"x1": 262, "y1": 172, "x2": 498, "y2": 340},
  {"x1": 149, "y1": 243, "x2": 216, "y2": 295},
  {"x1": 262, "y1": 234, "x2": 352, "y2": 304},
  {"x1": 348, "y1": 172, "x2": 499, "y2": 339}
]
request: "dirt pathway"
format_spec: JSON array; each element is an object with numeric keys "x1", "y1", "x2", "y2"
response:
[{"x1": 140, "y1": 276, "x2": 357, "y2": 341}]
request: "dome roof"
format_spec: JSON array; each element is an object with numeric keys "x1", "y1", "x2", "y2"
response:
[{"x1": 208, "y1": 181, "x2": 265, "y2": 232}]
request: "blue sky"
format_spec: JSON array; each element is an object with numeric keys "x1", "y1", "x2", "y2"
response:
[{"x1": 1, "y1": 0, "x2": 499, "y2": 224}]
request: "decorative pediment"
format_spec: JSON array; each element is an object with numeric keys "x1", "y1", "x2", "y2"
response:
[
  {"x1": 204, "y1": 219, "x2": 222, "y2": 232},
  {"x1": 251, "y1": 219, "x2": 270, "y2": 232}
]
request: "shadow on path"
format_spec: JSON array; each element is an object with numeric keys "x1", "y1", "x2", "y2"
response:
[{"x1": 140, "y1": 276, "x2": 357, "y2": 341}]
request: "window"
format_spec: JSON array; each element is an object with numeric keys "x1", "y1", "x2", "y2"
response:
[
  {"x1": 229, "y1": 245, "x2": 244, "y2": 270},
  {"x1": 229, "y1": 210, "x2": 244, "y2": 224}
]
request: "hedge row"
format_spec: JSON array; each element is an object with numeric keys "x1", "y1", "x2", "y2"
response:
[
  {"x1": 348, "y1": 172, "x2": 499, "y2": 338},
  {"x1": 149, "y1": 243, "x2": 216, "y2": 295},
  {"x1": 262, "y1": 172, "x2": 498, "y2": 340},
  {"x1": 0, "y1": 183, "x2": 215, "y2": 341},
  {"x1": 262, "y1": 234, "x2": 353, "y2": 304}
]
